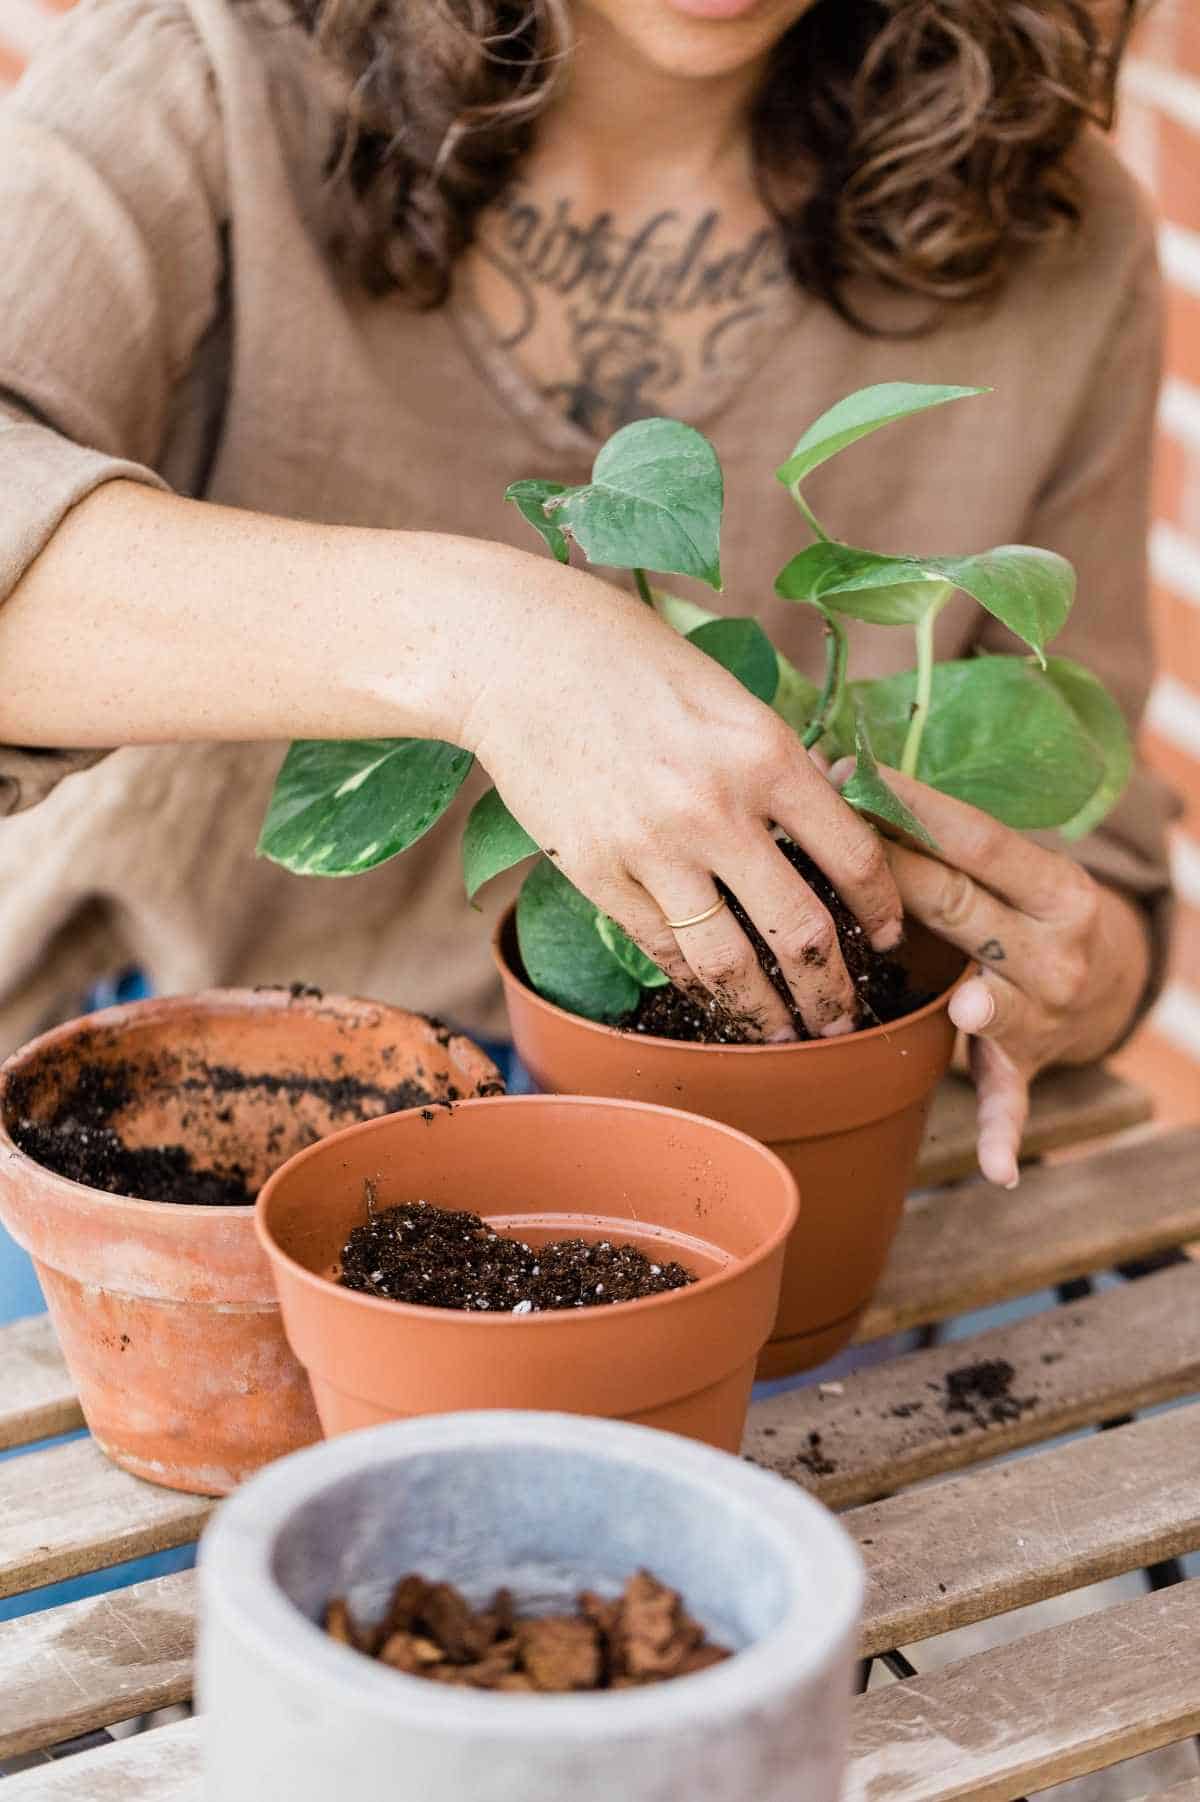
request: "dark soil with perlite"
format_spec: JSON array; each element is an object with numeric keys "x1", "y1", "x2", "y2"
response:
[
  {"x1": 9, "y1": 1058, "x2": 437, "y2": 1208},
  {"x1": 628, "y1": 839, "x2": 932, "y2": 1045},
  {"x1": 338, "y1": 1199, "x2": 696, "y2": 1312},
  {"x1": 324, "y1": 1569, "x2": 731, "y2": 1691}
]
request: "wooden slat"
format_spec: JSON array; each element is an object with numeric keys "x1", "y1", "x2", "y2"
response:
[
  {"x1": 0, "y1": 1718, "x2": 200, "y2": 1800},
  {"x1": 1130, "y1": 1787, "x2": 1200, "y2": 1802},
  {"x1": 846, "y1": 1579, "x2": 1200, "y2": 1802},
  {"x1": 748, "y1": 1260, "x2": 1200, "y2": 1507},
  {"x1": 851, "y1": 1401, "x2": 1200, "y2": 1655},
  {"x1": 857, "y1": 1123, "x2": 1200, "y2": 1343},
  {"x1": 0, "y1": 1440, "x2": 212, "y2": 1600},
  {"x1": 0, "y1": 1572, "x2": 196, "y2": 1759},
  {"x1": 0, "y1": 1315, "x2": 82, "y2": 1451},
  {"x1": 915, "y1": 1065, "x2": 1151, "y2": 1188}
]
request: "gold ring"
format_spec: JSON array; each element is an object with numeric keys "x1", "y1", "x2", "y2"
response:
[{"x1": 665, "y1": 896, "x2": 727, "y2": 931}]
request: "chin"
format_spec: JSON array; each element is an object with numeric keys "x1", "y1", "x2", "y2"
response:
[{"x1": 577, "y1": 0, "x2": 817, "y2": 80}]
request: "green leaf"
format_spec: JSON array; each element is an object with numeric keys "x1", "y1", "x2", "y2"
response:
[
  {"x1": 547, "y1": 418, "x2": 723, "y2": 588},
  {"x1": 852, "y1": 659, "x2": 1106, "y2": 830},
  {"x1": 776, "y1": 543, "x2": 952, "y2": 627},
  {"x1": 687, "y1": 617, "x2": 779, "y2": 704},
  {"x1": 594, "y1": 914, "x2": 670, "y2": 988},
  {"x1": 840, "y1": 713, "x2": 937, "y2": 850},
  {"x1": 505, "y1": 479, "x2": 570, "y2": 563},
  {"x1": 921, "y1": 546, "x2": 1075, "y2": 664},
  {"x1": 462, "y1": 787, "x2": 538, "y2": 901},
  {"x1": 772, "y1": 657, "x2": 822, "y2": 738},
  {"x1": 776, "y1": 383, "x2": 988, "y2": 487},
  {"x1": 1041, "y1": 656, "x2": 1133, "y2": 840},
  {"x1": 515, "y1": 858, "x2": 640, "y2": 1021},
  {"x1": 258, "y1": 738, "x2": 473, "y2": 877}
]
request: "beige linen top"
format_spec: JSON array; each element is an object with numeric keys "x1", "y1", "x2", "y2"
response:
[{"x1": 0, "y1": 0, "x2": 1175, "y2": 1049}]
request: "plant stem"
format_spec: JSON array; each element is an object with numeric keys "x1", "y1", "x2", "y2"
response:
[
  {"x1": 902, "y1": 611, "x2": 936, "y2": 776},
  {"x1": 802, "y1": 613, "x2": 848, "y2": 750},
  {"x1": 789, "y1": 482, "x2": 831, "y2": 544},
  {"x1": 634, "y1": 568, "x2": 654, "y2": 607}
]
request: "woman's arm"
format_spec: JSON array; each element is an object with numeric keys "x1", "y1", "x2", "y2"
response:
[{"x1": 2, "y1": 479, "x2": 904, "y2": 1042}]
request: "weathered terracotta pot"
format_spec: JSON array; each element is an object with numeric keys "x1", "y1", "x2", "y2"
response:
[
  {"x1": 256, "y1": 1094, "x2": 798, "y2": 1454},
  {"x1": 495, "y1": 915, "x2": 967, "y2": 1379},
  {"x1": 0, "y1": 990, "x2": 501, "y2": 1495}
]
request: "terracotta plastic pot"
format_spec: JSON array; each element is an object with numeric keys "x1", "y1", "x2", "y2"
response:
[
  {"x1": 256, "y1": 1094, "x2": 799, "y2": 1454},
  {"x1": 199, "y1": 1412, "x2": 863, "y2": 1802},
  {"x1": 495, "y1": 914, "x2": 967, "y2": 1379},
  {"x1": 0, "y1": 990, "x2": 501, "y2": 1495}
]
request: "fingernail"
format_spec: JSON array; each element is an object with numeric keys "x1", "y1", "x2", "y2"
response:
[
  {"x1": 818, "y1": 1014, "x2": 856, "y2": 1040},
  {"x1": 829, "y1": 758, "x2": 854, "y2": 788},
  {"x1": 871, "y1": 920, "x2": 904, "y2": 954},
  {"x1": 1004, "y1": 1174, "x2": 1020, "y2": 1191},
  {"x1": 768, "y1": 1025, "x2": 798, "y2": 1044}
]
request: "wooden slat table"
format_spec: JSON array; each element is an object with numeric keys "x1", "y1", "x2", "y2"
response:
[{"x1": 5, "y1": 1065, "x2": 1200, "y2": 1801}]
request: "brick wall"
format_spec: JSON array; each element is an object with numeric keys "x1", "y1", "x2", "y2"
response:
[{"x1": 1, "y1": 0, "x2": 1198, "y2": 1119}]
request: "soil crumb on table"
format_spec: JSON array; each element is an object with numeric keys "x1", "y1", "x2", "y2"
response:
[
  {"x1": 626, "y1": 840, "x2": 933, "y2": 1044},
  {"x1": 324, "y1": 1569, "x2": 731, "y2": 1691},
  {"x1": 338, "y1": 1200, "x2": 695, "y2": 1311},
  {"x1": 941, "y1": 1357, "x2": 1037, "y2": 1427}
]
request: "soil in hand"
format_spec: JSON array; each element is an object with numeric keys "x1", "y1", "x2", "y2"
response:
[
  {"x1": 628, "y1": 839, "x2": 933, "y2": 1044},
  {"x1": 338, "y1": 1199, "x2": 695, "y2": 1312},
  {"x1": 324, "y1": 1569, "x2": 731, "y2": 1691}
]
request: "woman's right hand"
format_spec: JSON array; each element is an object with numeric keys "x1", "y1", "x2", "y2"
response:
[{"x1": 456, "y1": 546, "x2": 903, "y2": 1041}]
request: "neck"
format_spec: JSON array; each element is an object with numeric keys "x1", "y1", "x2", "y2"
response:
[{"x1": 536, "y1": 9, "x2": 764, "y2": 199}]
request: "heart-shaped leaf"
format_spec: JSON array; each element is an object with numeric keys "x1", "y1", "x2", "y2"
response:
[
  {"x1": 776, "y1": 383, "x2": 988, "y2": 487},
  {"x1": 505, "y1": 479, "x2": 570, "y2": 562},
  {"x1": 840, "y1": 712, "x2": 937, "y2": 850},
  {"x1": 463, "y1": 787, "x2": 538, "y2": 901},
  {"x1": 687, "y1": 617, "x2": 779, "y2": 704},
  {"x1": 921, "y1": 546, "x2": 1074, "y2": 664},
  {"x1": 515, "y1": 858, "x2": 640, "y2": 1021},
  {"x1": 594, "y1": 914, "x2": 670, "y2": 987},
  {"x1": 546, "y1": 418, "x2": 723, "y2": 588},
  {"x1": 776, "y1": 543, "x2": 953, "y2": 626},
  {"x1": 1040, "y1": 656, "x2": 1133, "y2": 840},
  {"x1": 258, "y1": 738, "x2": 473, "y2": 877},
  {"x1": 852, "y1": 659, "x2": 1105, "y2": 830}
]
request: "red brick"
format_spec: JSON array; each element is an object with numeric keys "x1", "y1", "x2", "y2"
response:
[
  {"x1": 1165, "y1": 283, "x2": 1200, "y2": 392},
  {"x1": 1113, "y1": 1025, "x2": 1200, "y2": 1126}
]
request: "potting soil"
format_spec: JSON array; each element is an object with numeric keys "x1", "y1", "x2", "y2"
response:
[
  {"x1": 337, "y1": 1200, "x2": 695, "y2": 1311},
  {"x1": 325, "y1": 1569, "x2": 731, "y2": 1690}
]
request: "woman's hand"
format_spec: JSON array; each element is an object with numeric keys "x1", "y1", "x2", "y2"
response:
[
  {"x1": 460, "y1": 548, "x2": 904, "y2": 1041},
  {"x1": 834, "y1": 766, "x2": 1151, "y2": 1188}
]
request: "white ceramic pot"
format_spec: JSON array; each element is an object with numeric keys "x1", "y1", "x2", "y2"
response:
[{"x1": 198, "y1": 1411, "x2": 863, "y2": 1802}]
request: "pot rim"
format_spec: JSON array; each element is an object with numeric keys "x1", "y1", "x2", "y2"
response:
[
  {"x1": 254, "y1": 1093, "x2": 800, "y2": 1330},
  {"x1": 0, "y1": 988, "x2": 502, "y2": 1221},
  {"x1": 492, "y1": 906, "x2": 969, "y2": 1055},
  {"x1": 200, "y1": 1409, "x2": 864, "y2": 1733}
]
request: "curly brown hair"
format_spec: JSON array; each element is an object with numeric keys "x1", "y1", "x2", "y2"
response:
[{"x1": 284, "y1": 0, "x2": 1139, "y2": 332}]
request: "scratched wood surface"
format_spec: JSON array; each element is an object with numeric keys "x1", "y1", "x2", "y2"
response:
[
  {"x1": 0, "y1": 1315, "x2": 84, "y2": 1452},
  {"x1": 913, "y1": 1065, "x2": 1151, "y2": 1188},
  {"x1": 0, "y1": 1439, "x2": 213, "y2": 1601},
  {"x1": 0, "y1": 1718, "x2": 200, "y2": 1800},
  {"x1": 845, "y1": 1579, "x2": 1200, "y2": 1801}
]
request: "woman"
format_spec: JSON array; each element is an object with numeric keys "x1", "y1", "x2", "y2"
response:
[{"x1": 0, "y1": 0, "x2": 1172, "y2": 1187}]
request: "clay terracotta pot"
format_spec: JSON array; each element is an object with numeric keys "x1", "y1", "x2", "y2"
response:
[
  {"x1": 256, "y1": 1094, "x2": 798, "y2": 1454},
  {"x1": 495, "y1": 914, "x2": 968, "y2": 1379},
  {"x1": 0, "y1": 990, "x2": 501, "y2": 1495}
]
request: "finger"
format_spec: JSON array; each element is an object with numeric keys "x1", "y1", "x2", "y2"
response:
[
  {"x1": 949, "y1": 970, "x2": 1027, "y2": 1042},
  {"x1": 970, "y1": 1035, "x2": 1029, "y2": 1189},
  {"x1": 636, "y1": 868, "x2": 798, "y2": 1042},
  {"x1": 711, "y1": 830, "x2": 858, "y2": 1038},
  {"x1": 888, "y1": 842, "x2": 1043, "y2": 979},
  {"x1": 836, "y1": 763, "x2": 1082, "y2": 923},
  {"x1": 586, "y1": 874, "x2": 709, "y2": 1002},
  {"x1": 769, "y1": 758, "x2": 904, "y2": 952}
]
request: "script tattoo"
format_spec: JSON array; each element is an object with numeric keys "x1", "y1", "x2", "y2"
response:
[{"x1": 479, "y1": 191, "x2": 789, "y2": 436}]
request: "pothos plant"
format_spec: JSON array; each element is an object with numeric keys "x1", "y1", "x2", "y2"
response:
[{"x1": 258, "y1": 382, "x2": 1131, "y2": 1026}]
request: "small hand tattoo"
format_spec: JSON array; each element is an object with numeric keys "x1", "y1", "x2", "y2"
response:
[{"x1": 978, "y1": 938, "x2": 1006, "y2": 961}]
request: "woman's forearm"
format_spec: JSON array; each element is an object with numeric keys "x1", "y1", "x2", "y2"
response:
[{"x1": 0, "y1": 481, "x2": 532, "y2": 751}]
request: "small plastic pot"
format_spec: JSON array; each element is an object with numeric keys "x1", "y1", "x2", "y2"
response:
[
  {"x1": 199, "y1": 1410, "x2": 863, "y2": 1802},
  {"x1": 256, "y1": 1094, "x2": 798, "y2": 1453},
  {"x1": 495, "y1": 912, "x2": 967, "y2": 1378},
  {"x1": 0, "y1": 990, "x2": 500, "y2": 1494}
]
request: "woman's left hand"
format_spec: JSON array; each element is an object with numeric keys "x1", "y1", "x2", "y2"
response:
[{"x1": 834, "y1": 767, "x2": 1152, "y2": 1190}]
